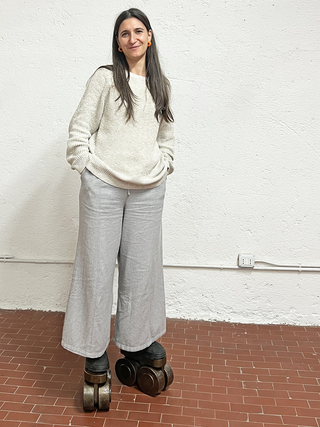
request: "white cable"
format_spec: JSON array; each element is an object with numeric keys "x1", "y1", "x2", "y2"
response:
[
  {"x1": 255, "y1": 259, "x2": 319, "y2": 269},
  {"x1": 0, "y1": 257, "x2": 74, "y2": 265},
  {"x1": 1, "y1": 256, "x2": 320, "y2": 272}
]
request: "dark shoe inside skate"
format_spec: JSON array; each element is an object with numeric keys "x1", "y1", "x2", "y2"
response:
[
  {"x1": 122, "y1": 341, "x2": 166, "y2": 360},
  {"x1": 85, "y1": 352, "x2": 109, "y2": 373}
]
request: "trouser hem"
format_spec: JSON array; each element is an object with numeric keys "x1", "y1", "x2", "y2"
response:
[
  {"x1": 113, "y1": 328, "x2": 166, "y2": 352},
  {"x1": 61, "y1": 341, "x2": 108, "y2": 359}
]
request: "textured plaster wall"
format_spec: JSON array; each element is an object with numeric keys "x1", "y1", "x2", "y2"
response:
[{"x1": 1, "y1": 0, "x2": 320, "y2": 325}]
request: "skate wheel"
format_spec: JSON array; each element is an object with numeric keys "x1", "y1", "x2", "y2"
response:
[
  {"x1": 84, "y1": 369, "x2": 107, "y2": 384},
  {"x1": 107, "y1": 369, "x2": 112, "y2": 401},
  {"x1": 163, "y1": 363, "x2": 174, "y2": 390},
  {"x1": 115, "y1": 357, "x2": 139, "y2": 387},
  {"x1": 97, "y1": 379, "x2": 111, "y2": 411},
  {"x1": 83, "y1": 380, "x2": 95, "y2": 411},
  {"x1": 137, "y1": 366, "x2": 165, "y2": 396}
]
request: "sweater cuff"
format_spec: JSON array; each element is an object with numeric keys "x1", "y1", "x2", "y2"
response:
[{"x1": 72, "y1": 153, "x2": 89, "y2": 175}]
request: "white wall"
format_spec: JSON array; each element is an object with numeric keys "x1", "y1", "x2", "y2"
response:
[{"x1": 1, "y1": 0, "x2": 320, "y2": 325}]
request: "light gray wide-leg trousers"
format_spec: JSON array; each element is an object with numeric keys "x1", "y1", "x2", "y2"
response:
[{"x1": 62, "y1": 169, "x2": 167, "y2": 358}]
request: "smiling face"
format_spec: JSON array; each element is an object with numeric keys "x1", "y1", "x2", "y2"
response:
[{"x1": 117, "y1": 17, "x2": 152, "y2": 65}]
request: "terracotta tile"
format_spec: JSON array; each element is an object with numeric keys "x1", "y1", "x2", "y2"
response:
[
  {"x1": 276, "y1": 397, "x2": 310, "y2": 408},
  {"x1": 25, "y1": 352, "x2": 52, "y2": 360},
  {"x1": 257, "y1": 389, "x2": 289, "y2": 399},
  {"x1": 288, "y1": 375, "x2": 318, "y2": 385},
  {"x1": 15, "y1": 364, "x2": 45, "y2": 373},
  {"x1": 32, "y1": 404, "x2": 65, "y2": 415},
  {"x1": 108, "y1": 391, "x2": 137, "y2": 403},
  {"x1": 1, "y1": 310, "x2": 320, "y2": 427},
  {"x1": 37, "y1": 413, "x2": 72, "y2": 424},
  {"x1": 8, "y1": 357, "x2": 38, "y2": 366},
  {"x1": 281, "y1": 415, "x2": 318, "y2": 426},
  {"x1": 183, "y1": 406, "x2": 214, "y2": 418},
  {"x1": 44, "y1": 388, "x2": 76, "y2": 398},
  {"x1": 139, "y1": 423, "x2": 172, "y2": 427},
  {"x1": 0, "y1": 393, "x2": 26, "y2": 404},
  {"x1": 226, "y1": 360, "x2": 254, "y2": 368},
  {"x1": 214, "y1": 379, "x2": 243, "y2": 388},
  {"x1": 263, "y1": 404, "x2": 296, "y2": 416},
  {"x1": 199, "y1": 399, "x2": 230, "y2": 411},
  {"x1": 253, "y1": 361, "x2": 281, "y2": 369},
  {"x1": 134, "y1": 393, "x2": 167, "y2": 405},
  {"x1": 24, "y1": 395, "x2": 58, "y2": 405},
  {"x1": 196, "y1": 384, "x2": 219, "y2": 394},
  {"x1": 195, "y1": 418, "x2": 229, "y2": 427},
  {"x1": 5, "y1": 412, "x2": 40, "y2": 422},
  {"x1": 165, "y1": 396, "x2": 196, "y2": 408},
  {"x1": 62, "y1": 406, "x2": 98, "y2": 416},
  {"x1": 201, "y1": 371, "x2": 229, "y2": 380},
  {"x1": 15, "y1": 386, "x2": 47, "y2": 396},
  {"x1": 187, "y1": 350, "x2": 211, "y2": 358},
  {"x1": 296, "y1": 407, "x2": 320, "y2": 417},
  {"x1": 99, "y1": 420, "x2": 138, "y2": 427},
  {"x1": 17, "y1": 345, "x2": 44, "y2": 352},
  {"x1": 1, "y1": 402, "x2": 34, "y2": 412},
  {"x1": 309, "y1": 401, "x2": 320, "y2": 409},
  {"x1": 23, "y1": 372, "x2": 54, "y2": 381},
  {"x1": 304, "y1": 384, "x2": 320, "y2": 393},
  {"x1": 117, "y1": 401, "x2": 150, "y2": 412},
  {"x1": 18, "y1": 423, "x2": 50, "y2": 427},
  {"x1": 0, "y1": 410, "x2": 8, "y2": 420},
  {"x1": 161, "y1": 413, "x2": 195, "y2": 425},
  {"x1": 5, "y1": 378, "x2": 36, "y2": 387},
  {"x1": 70, "y1": 416, "x2": 106, "y2": 426},
  {"x1": 0, "y1": 372, "x2": 24, "y2": 382},
  {"x1": 230, "y1": 403, "x2": 262, "y2": 414},
  {"x1": 230, "y1": 373, "x2": 259, "y2": 382},
  {"x1": 242, "y1": 381, "x2": 274, "y2": 390},
  {"x1": 0, "y1": 363, "x2": 19, "y2": 371},
  {"x1": 211, "y1": 392, "x2": 243, "y2": 404},
  {"x1": 128, "y1": 411, "x2": 161, "y2": 422},
  {"x1": 212, "y1": 365, "x2": 240, "y2": 374},
  {"x1": 228, "y1": 387, "x2": 258, "y2": 397},
  {"x1": 0, "y1": 421, "x2": 20, "y2": 426},
  {"x1": 296, "y1": 369, "x2": 320, "y2": 377},
  {"x1": 185, "y1": 362, "x2": 214, "y2": 372},
  {"x1": 117, "y1": 386, "x2": 140, "y2": 396},
  {"x1": 173, "y1": 367, "x2": 201, "y2": 378},
  {"x1": 229, "y1": 422, "x2": 263, "y2": 427},
  {"x1": 215, "y1": 409, "x2": 248, "y2": 421},
  {"x1": 182, "y1": 390, "x2": 212, "y2": 401},
  {"x1": 161, "y1": 387, "x2": 181, "y2": 397},
  {"x1": 150, "y1": 403, "x2": 182, "y2": 415},
  {"x1": 94, "y1": 409, "x2": 128, "y2": 419},
  {"x1": 244, "y1": 396, "x2": 275, "y2": 406},
  {"x1": 36, "y1": 359, "x2": 64, "y2": 368},
  {"x1": 249, "y1": 413, "x2": 283, "y2": 423},
  {"x1": 172, "y1": 381, "x2": 197, "y2": 392},
  {"x1": 51, "y1": 373, "x2": 82, "y2": 383}
]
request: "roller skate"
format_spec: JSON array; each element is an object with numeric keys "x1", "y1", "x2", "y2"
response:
[
  {"x1": 115, "y1": 342, "x2": 174, "y2": 396},
  {"x1": 83, "y1": 352, "x2": 111, "y2": 411}
]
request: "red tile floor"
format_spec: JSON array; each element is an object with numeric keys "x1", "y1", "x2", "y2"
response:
[{"x1": 0, "y1": 310, "x2": 320, "y2": 427}]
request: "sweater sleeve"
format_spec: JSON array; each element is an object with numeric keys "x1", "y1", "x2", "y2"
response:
[
  {"x1": 66, "y1": 69, "x2": 109, "y2": 174},
  {"x1": 157, "y1": 118, "x2": 175, "y2": 175}
]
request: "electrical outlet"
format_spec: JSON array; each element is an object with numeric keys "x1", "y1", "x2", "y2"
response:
[{"x1": 238, "y1": 254, "x2": 255, "y2": 268}]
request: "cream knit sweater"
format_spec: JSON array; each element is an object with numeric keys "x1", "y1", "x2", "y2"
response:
[{"x1": 66, "y1": 67, "x2": 174, "y2": 189}]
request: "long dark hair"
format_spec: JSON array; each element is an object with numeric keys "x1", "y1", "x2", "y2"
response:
[{"x1": 102, "y1": 8, "x2": 173, "y2": 123}]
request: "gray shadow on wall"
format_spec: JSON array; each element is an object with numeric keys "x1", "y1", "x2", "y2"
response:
[
  {"x1": 2, "y1": 138, "x2": 81, "y2": 310},
  {"x1": 5, "y1": 140, "x2": 80, "y2": 260}
]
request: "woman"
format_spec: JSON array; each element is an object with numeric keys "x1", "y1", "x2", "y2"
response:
[{"x1": 61, "y1": 8, "x2": 174, "y2": 401}]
